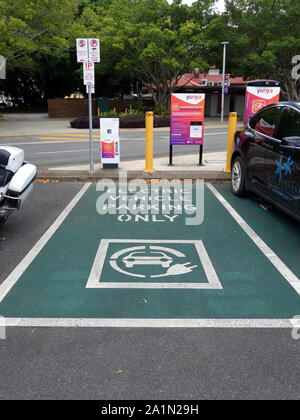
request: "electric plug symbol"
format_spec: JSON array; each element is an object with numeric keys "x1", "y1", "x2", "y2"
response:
[{"x1": 165, "y1": 262, "x2": 198, "y2": 276}]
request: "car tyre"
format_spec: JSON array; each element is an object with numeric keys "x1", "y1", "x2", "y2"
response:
[{"x1": 231, "y1": 156, "x2": 246, "y2": 197}]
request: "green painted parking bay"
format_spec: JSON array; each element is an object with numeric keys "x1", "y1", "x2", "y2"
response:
[{"x1": 0, "y1": 183, "x2": 300, "y2": 326}]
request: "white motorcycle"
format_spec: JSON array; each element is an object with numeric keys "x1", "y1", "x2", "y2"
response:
[{"x1": 0, "y1": 146, "x2": 37, "y2": 227}]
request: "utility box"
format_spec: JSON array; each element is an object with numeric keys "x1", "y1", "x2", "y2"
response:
[
  {"x1": 100, "y1": 118, "x2": 120, "y2": 169},
  {"x1": 97, "y1": 97, "x2": 109, "y2": 115}
]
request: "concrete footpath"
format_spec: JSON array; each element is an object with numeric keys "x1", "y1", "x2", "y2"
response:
[
  {"x1": 0, "y1": 113, "x2": 242, "y2": 136},
  {"x1": 1, "y1": 113, "x2": 234, "y2": 181},
  {"x1": 38, "y1": 151, "x2": 231, "y2": 181}
]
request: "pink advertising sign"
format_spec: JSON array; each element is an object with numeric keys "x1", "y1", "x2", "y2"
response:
[
  {"x1": 170, "y1": 94, "x2": 205, "y2": 145},
  {"x1": 244, "y1": 82, "x2": 280, "y2": 124}
]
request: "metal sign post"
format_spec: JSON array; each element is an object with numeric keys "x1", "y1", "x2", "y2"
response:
[
  {"x1": 221, "y1": 41, "x2": 229, "y2": 123},
  {"x1": 88, "y1": 84, "x2": 94, "y2": 173},
  {"x1": 83, "y1": 62, "x2": 95, "y2": 173},
  {"x1": 77, "y1": 38, "x2": 100, "y2": 174},
  {"x1": 0, "y1": 55, "x2": 6, "y2": 80}
]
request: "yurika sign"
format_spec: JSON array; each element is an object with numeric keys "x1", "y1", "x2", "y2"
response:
[
  {"x1": 170, "y1": 94, "x2": 205, "y2": 146},
  {"x1": 244, "y1": 80, "x2": 280, "y2": 124}
]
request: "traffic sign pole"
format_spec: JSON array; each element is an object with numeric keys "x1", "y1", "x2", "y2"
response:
[
  {"x1": 88, "y1": 84, "x2": 94, "y2": 173},
  {"x1": 77, "y1": 38, "x2": 100, "y2": 173},
  {"x1": 0, "y1": 55, "x2": 6, "y2": 80}
]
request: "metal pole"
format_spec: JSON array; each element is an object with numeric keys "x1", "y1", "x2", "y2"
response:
[
  {"x1": 168, "y1": 145, "x2": 173, "y2": 166},
  {"x1": 221, "y1": 42, "x2": 229, "y2": 123},
  {"x1": 88, "y1": 85, "x2": 94, "y2": 173},
  {"x1": 198, "y1": 145, "x2": 203, "y2": 166},
  {"x1": 225, "y1": 112, "x2": 237, "y2": 173}
]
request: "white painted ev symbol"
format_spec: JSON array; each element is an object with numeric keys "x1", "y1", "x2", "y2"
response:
[{"x1": 110, "y1": 246, "x2": 197, "y2": 279}]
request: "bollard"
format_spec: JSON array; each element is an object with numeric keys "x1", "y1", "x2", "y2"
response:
[
  {"x1": 225, "y1": 112, "x2": 237, "y2": 173},
  {"x1": 145, "y1": 111, "x2": 154, "y2": 172}
]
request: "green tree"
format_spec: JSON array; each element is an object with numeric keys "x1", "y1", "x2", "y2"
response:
[
  {"x1": 205, "y1": 0, "x2": 300, "y2": 100},
  {"x1": 96, "y1": 0, "x2": 213, "y2": 109},
  {"x1": 0, "y1": 0, "x2": 77, "y2": 63},
  {"x1": 0, "y1": 0, "x2": 86, "y2": 105}
]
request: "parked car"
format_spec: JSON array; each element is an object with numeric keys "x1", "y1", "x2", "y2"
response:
[{"x1": 231, "y1": 102, "x2": 300, "y2": 222}]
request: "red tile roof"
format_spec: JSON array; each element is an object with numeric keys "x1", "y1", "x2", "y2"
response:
[{"x1": 178, "y1": 73, "x2": 247, "y2": 87}]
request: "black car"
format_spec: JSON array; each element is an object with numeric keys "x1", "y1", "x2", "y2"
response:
[{"x1": 231, "y1": 102, "x2": 300, "y2": 222}]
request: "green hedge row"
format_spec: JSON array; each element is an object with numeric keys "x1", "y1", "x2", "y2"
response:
[{"x1": 70, "y1": 114, "x2": 170, "y2": 129}]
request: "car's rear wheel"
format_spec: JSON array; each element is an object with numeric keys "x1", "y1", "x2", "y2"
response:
[{"x1": 231, "y1": 156, "x2": 246, "y2": 197}]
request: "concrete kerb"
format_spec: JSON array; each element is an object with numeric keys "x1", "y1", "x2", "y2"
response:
[
  {"x1": 36, "y1": 167, "x2": 231, "y2": 182},
  {"x1": 36, "y1": 149, "x2": 232, "y2": 182}
]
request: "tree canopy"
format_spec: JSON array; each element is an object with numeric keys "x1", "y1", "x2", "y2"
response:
[
  {"x1": 0, "y1": 0, "x2": 299, "y2": 107},
  {"x1": 97, "y1": 0, "x2": 213, "y2": 108},
  {"x1": 205, "y1": 0, "x2": 300, "y2": 100}
]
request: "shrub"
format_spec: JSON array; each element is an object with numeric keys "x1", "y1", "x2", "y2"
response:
[
  {"x1": 70, "y1": 116, "x2": 100, "y2": 129},
  {"x1": 154, "y1": 105, "x2": 170, "y2": 117},
  {"x1": 100, "y1": 110, "x2": 118, "y2": 117},
  {"x1": 119, "y1": 109, "x2": 143, "y2": 117},
  {"x1": 70, "y1": 114, "x2": 170, "y2": 129}
]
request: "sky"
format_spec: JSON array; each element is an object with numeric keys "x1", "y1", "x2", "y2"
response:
[{"x1": 168, "y1": 0, "x2": 225, "y2": 12}]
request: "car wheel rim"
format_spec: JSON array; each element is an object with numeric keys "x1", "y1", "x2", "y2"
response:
[{"x1": 232, "y1": 161, "x2": 242, "y2": 192}]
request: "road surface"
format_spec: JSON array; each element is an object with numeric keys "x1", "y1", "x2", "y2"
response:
[
  {"x1": 0, "y1": 182, "x2": 299, "y2": 400},
  {"x1": 0, "y1": 127, "x2": 228, "y2": 167}
]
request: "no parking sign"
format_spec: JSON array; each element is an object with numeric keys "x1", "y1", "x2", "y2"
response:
[
  {"x1": 76, "y1": 39, "x2": 88, "y2": 62},
  {"x1": 83, "y1": 62, "x2": 95, "y2": 86},
  {"x1": 88, "y1": 38, "x2": 100, "y2": 63}
]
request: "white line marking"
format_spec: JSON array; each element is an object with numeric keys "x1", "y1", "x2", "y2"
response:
[
  {"x1": 3, "y1": 318, "x2": 294, "y2": 328},
  {"x1": 0, "y1": 183, "x2": 91, "y2": 303},
  {"x1": 206, "y1": 184, "x2": 300, "y2": 295},
  {"x1": 88, "y1": 283, "x2": 222, "y2": 289},
  {"x1": 36, "y1": 148, "x2": 98, "y2": 155},
  {"x1": 0, "y1": 140, "x2": 99, "y2": 146},
  {"x1": 86, "y1": 239, "x2": 223, "y2": 289}
]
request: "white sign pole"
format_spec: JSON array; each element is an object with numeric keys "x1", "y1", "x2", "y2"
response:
[
  {"x1": 221, "y1": 41, "x2": 229, "y2": 124},
  {"x1": 0, "y1": 55, "x2": 6, "y2": 80},
  {"x1": 77, "y1": 38, "x2": 99, "y2": 173}
]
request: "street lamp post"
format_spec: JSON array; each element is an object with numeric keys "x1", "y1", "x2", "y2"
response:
[{"x1": 221, "y1": 41, "x2": 229, "y2": 123}]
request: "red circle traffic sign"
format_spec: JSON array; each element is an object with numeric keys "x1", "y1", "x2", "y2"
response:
[{"x1": 90, "y1": 39, "x2": 98, "y2": 48}]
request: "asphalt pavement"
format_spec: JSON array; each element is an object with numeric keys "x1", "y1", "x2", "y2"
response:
[
  {"x1": 1, "y1": 114, "x2": 298, "y2": 401},
  {"x1": 0, "y1": 127, "x2": 228, "y2": 167},
  {"x1": 0, "y1": 182, "x2": 299, "y2": 400}
]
